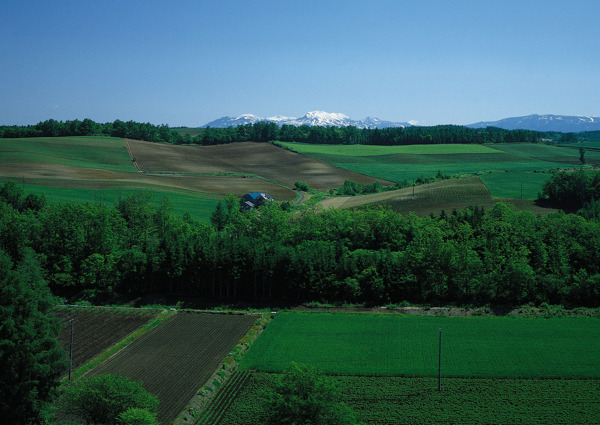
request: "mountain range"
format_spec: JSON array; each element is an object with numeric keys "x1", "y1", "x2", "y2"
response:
[
  {"x1": 467, "y1": 114, "x2": 600, "y2": 133},
  {"x1": 202, "y1": 111, "x2": 411, "y2": 129},
  {"x1": 202, "y1": 111, "x2": 600, "y2": 133}
]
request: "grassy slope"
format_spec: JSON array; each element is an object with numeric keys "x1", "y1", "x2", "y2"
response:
[
  {"x1": 0, "y1": 136, "x2": 133, "y2": 171},
  {"x1": 0, "y1": 137, "x2": 225, "y2": 221}
]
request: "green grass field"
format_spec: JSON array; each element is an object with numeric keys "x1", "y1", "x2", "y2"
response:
[
  {"x1": 277, "y1": 142, "x2": 576, "y2": 183},
  {"x1": 479, "y1": 172, "x2": 551, "y2": 199},
  {"x1": 0, "y1": 136, "x2": 133, "y2": 171},
  {"x1": 209, "y1": 311, "x2": 600, "y2": 425},
  {"x1": 240, "y1": 312, "x2": 600, "y2": 378},
  {"x1": 17, "y1": 184, "x2": 219, "y2": 221},
  {"x1": 277, "y1": 143, "x2": 502, "y2": 156}
]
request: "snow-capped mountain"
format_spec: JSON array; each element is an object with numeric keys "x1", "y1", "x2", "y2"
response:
[
  {"x1": 468, "y1": 114, "x2": 600, "y2": 132},
  {"x1": 202, "y1": 111, "x2": 411, "y2": 129}
]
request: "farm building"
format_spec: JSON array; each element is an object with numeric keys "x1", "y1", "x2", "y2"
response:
[{"x1": 241, "y1": 192, "x2": 274, "y2": 210}]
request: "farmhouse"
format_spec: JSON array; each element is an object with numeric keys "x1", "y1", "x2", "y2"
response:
[{"x1": 241, "y1": 192, "x2": 274, "y2": 210}]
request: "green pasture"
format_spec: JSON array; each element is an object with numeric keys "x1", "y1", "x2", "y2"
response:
[
  {"x1": 240, "y1": 312, "x2": 600, "y2": 378},
  {"x1": 0, "y1": 137, "x2": 133, "y2": 172},
  {"x1": 10, "y1": 183, "x2": 219, "y2": 222},
  {"x1": 277, "y1": 142, "x2": 500, "y2": 156},
  {"x1": 330, "y1": 161, "x2": 569, "y2": 182},
  {"x1": 568, "y1": 141, "x2": 600, "y2": 149},
  {"x1": 277, "y1": 141, "x2": 575, "y2": 183},
  {"x1": 480, "y1": 172, "x2": 550, "y2": 199},
  {"x1": 492, "y1": 143, "x2": 600, "y2": 163}
]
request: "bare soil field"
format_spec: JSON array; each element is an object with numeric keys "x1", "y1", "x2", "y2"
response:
[
  {"x1": 126, "y1": 140, "x2": 391, "y2": 190},
  {"x1": 53, "y1": 306, "x2": 160, "y2": 372},
  {"x1": 87, "y1": 311, "x2": 259, "y2": 425}
]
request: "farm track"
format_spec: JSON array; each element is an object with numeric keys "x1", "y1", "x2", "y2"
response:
[
  {"x1": 88, "y1": 311, "x2": 259, "y2": 425},
  {"x1": 124, "y1": 138, "x2": 142, "y2": 172}
]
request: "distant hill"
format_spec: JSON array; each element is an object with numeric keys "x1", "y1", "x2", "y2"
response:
[
  {"x1": 467, "y1": 114, "x2": 600, "y2": 133},
  {"x1": 202, "y1": 111, "x2": 412, "y2": 129}
]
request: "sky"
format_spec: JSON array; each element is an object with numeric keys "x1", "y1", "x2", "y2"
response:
[{"x1": 1, "y1": 0, "x2": 599, "y2": 127}]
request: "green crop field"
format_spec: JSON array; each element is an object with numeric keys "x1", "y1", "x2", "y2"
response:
[
  {"x1": 17, "y1": 183, "x2": 219, "y2": 220},
  {"x1": 240, "y1": 312, "x2": 600, "y2": 378},
  {"x1": 479, "y1": 172, "x2": 551, "y2": 199},
  {"x1": 212, "y1": 372, "x2": 600, "y2": 425},
  {"x1": 276, "y1": 141, "x2": 586, "y2": 192},
  {"x1": 277, "y1": 143, "x2": 501, "y2": 156},
  {"x1": 203, "y1": 311, "x2": 600, "y2": 425}
]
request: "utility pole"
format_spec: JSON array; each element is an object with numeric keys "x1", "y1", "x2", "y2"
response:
[
  {"x1": 69, "y1": 318, "x2": 74, "y2": 380},
  {"x1": 438, "y1": 328, "x2": 442, "y2": 391}
]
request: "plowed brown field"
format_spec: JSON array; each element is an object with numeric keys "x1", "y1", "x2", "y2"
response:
[
  {"x1": 53, "y1": 306, "x2": 160, "y2": 372},
  {"x1": 88, "y1": 311, "x2": 259, "y2": 425},
  {"x1": 126, "y1": 139, "x2": 391, "y2": 190}
]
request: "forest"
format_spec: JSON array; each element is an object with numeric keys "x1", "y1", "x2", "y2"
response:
[
  {"x1": 1, "y1": 179, "x2": 599, "y2": 308},
  {"x1": 1, "y1": 118, "x2": 588, "y2": 146}
]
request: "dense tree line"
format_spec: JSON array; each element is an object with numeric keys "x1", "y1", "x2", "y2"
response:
[
  {"x1": 190, "y1": 123, "x2": 542, "y2": 145},
  {"x1": 0, "y1": 118, "x2": 189, "y2": 145},
  {"x1": 538, "y1": 170, "x2": 600, "y2": 212},
  {"x1": 1, "y1": 118, "x2": 545, "y2": 146},
  {"x1": 2, "y1": 181, "x2": 599, "y2": 308}
]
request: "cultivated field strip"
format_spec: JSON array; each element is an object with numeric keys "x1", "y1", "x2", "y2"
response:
[
  {"x1": 198, "y1": 371, "x2": 253, "y2": 425},
  {"x1": 126, "y1": 139, "x2": 388, "y2": 190},
  {"x1": 53, "y1": 306, "x2": 160, "y2": 372},
  {"x1": 89, "y1": 311, "x2": 258, "y2": 425},
  {"x1": 213, "y1": 373, "x2": 600, "y2": 425},
  {"x1": 240, "y1": 312, "x2": 600, "y2": 378}
]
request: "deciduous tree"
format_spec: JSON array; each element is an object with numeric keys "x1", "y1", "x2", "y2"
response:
[{"x1": 59, "y1": 373, "x2": 158, "y2": 425}]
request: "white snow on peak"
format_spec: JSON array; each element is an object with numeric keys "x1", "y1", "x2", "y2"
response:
[
  {"x1": 266, "y1": 115, "x2": 295, "y2": 123},
  {"x1": 202, "y1": 111, "x2": 412, "y2": 129},
  {"x1": 236, "y1": 113, "x2": 260, "y2": 120}
]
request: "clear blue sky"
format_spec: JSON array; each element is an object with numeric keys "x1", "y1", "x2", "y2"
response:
[{"x1": 1, "y1": 0, "x2": 599, "y2": 126}]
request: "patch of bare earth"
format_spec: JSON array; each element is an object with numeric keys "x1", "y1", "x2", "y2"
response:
[{"x1": 126, "y1": 140, "x2": 391, "y2": 190}]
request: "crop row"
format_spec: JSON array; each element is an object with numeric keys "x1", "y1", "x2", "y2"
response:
[
  {"x1": 88, "y1": 312, "x2": 259, "y2": 425},
  {"x1": 53, "y1": 306, "x2": 160, "y2": 372},
  {"x1": 212, "y1": 372, "x2": 600, "y2": 425},
  {"x1": 198, "y1": 371, "x2": 253, "y2": 425},
  {"x1": 240, "y1": 312, "x2": 600, "y2": 378}
]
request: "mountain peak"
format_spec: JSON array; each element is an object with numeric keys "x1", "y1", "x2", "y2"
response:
[{"x1": 202, "y1": 111, "x2": 411, "y2": 129}]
